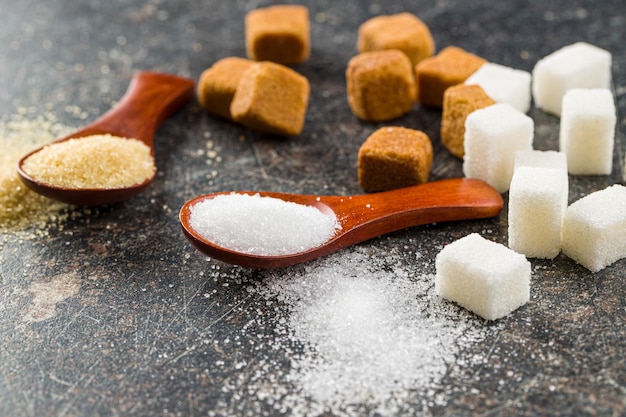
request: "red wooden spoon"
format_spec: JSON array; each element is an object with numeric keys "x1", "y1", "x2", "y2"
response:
[
  {"x1": 17, "y1": 71, "x2": 195, "y2": 206},
  {"x1": 179, "y1": 178, "x2": 504, "y2": 269}
]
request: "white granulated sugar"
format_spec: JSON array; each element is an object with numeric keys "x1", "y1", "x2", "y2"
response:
[
  {"x1": 189, "y1": 193, "x2": 341, "y2": 256},
  {"x1": 252, "y1": 248, "x2": 494, "y2": 416}
]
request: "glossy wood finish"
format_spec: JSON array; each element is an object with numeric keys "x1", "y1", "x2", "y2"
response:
[
  {"x1": 180, "y1": 178, "x2": 504, "y2": 268},
  {"x1": 16, "y1": 71, "x2": 195, "y2": 206}
]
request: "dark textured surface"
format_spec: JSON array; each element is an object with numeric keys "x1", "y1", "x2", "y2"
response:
[{"x1": 1, "y1": 1, "x2": 625, "y2": 416}]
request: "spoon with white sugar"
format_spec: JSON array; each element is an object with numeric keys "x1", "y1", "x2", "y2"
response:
[
  {"x1": 17, "y1": 71, "x2": 195, "y2": 206},
  {"x1": 179, "y1": 178, "x2": 504, "y2": 269}
]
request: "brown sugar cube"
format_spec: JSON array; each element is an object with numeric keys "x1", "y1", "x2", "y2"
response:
[
  {"x1": 245, "y1": 5, "x2": 310, "y2": 65},
  {"x1": 357, "y1": 13, "x2": 435, "y2": 67},
  {"x1": 197, "y1": 57, "x2": 254, "y2": 120},
  {"x1": 346, "y1": 50, "x2": 417, "y2": 122},
  {"x1": 415, "y1": 46, "x2": 487, "y2": 108},
  {"x1": 230, "y1": 61, "x2": 310, "y2": 136},
  {"x1": 441, "y1": 84, "x2": 495, "y2": 159},
  {"x1": 358, "y1": 126, "x2": 433, "y2": 192}
]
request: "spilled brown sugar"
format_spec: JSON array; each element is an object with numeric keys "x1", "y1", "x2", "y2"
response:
[
  {"x1": 21, "y1": 134, "x2": 156, "y2": 189},
  {"x1": 0, "y1": 112, "x2": 75, "y2": 236}
]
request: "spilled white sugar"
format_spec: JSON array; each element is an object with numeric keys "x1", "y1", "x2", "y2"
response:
[
  {"x1": 189, "y1": 193, "x2": 340, "y2": 256},
  {"x1": 243, "y1": 248, "x2": 496, "y2": 416}
]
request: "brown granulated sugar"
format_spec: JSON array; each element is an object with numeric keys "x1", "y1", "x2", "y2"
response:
[
  {"x1": 21, "y1": 134, "x2": 155, "y2": 189},
  {"x1": 0, "y1": 110, "x2": 86, "y2": 241}
]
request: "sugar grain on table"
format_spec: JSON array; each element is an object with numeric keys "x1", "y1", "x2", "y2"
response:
[
  {"x1": 0, "y1": 112, "x2": 77, "y2": 237},
  {"x1": 250, "y1": 249, "x2": 494, "y2": 416}
]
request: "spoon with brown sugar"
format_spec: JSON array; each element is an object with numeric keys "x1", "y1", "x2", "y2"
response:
[
  {"x1": 179, "y1": 178, "x2": 504, "y2": 269},
  {"x1": 17, "y1": 71, "x2": 195, "y2": 206}
]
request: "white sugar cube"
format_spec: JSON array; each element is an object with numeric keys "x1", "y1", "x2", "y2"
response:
[
  {"x1": 559, "y1": 88, "x2": 616, "y2": 175},
  {"x1": 463, "y1": 103, "x2": 534, "y2": 192},
  {"x1": 465, "y1": 62, "x2": 532, "y2": 113},
  {"x1": 514, "y1": 150, "x2": 567, "y2": 172},
  {"x1": 508, "y1": 167, "x2": 568, "y2": 259},
  {"x1": 435, "y1": 233, "x2": 531, "y2": 321},
  {"x1": 514, "y1": 150, "x2": 569, "y2": 205},
  {"x1": 562, "y1": 184, "x2": 626, "y2": 272},
  {"x1": 532, "y1": 42, "x2": 612, "y2": 116}
]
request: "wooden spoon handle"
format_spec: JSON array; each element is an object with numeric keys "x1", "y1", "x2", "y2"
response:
[
  {"x1": 322, "y1": 178, "x2": 503, "y2": 244},
  {"x1": 70, "y1": 71, "x2": 195, "y2": 146}
]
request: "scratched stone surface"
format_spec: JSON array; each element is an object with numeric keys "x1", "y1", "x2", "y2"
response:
[{"x1": 0, "y1": 0, "x2": 625, "y2": 416}]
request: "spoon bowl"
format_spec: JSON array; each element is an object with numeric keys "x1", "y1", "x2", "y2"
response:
[
  {"x1": 179, "y1": 178, "x2": 504, "y2": 269},
  {"x1": 17, "y1": 71, "x2": 195, "y2": 206}
]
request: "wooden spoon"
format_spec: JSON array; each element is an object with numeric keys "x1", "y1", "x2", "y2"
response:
[
  {"x1": 17, "y1": 71, "x2": 195, "y2": 206},
  {"x1": 179, "y1": 178, "x2": 504, "y2": 269}
]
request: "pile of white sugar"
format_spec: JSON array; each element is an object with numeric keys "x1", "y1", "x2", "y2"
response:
[
  {"x1": 236, "y1": 248, "x2": 497, "y2": 416},
  {"x1": 189, "y1": 193, "x2": 341, "y2": 256}
]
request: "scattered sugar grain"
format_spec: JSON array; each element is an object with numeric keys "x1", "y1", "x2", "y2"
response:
[
  {"x1": 0, "y1": 112, "x2": 81, "y2": 238},
  {"x1": 189, "y1": 193, "x2": 341, "y2": 256},
  {"x1": 248, "y1": 248, "x2": 496, "y2": 416}
]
